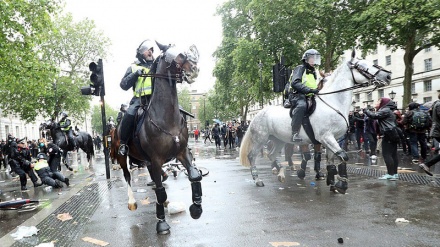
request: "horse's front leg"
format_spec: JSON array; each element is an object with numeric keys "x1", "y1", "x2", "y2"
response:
[
  {"x1": 178, "y1": 148, "x2": 203, "y2": 219},
  {"x1": 150, "y1": 160, "x2": 171, "y2": 235},
  {"x1": 62, "y1": 152, "x2": 73, "y2": 171},
  {"x1": 313, "y1": 144, "x2": 325, "y2": 180},
  {"x1": 267, "y1": 140, "x2": 285, "y2": 183},
  {"x1": 118, "y1": 155, "x2": 136, "y2": 210},
  {"x1": 297, "y1": 145, "x2": 311, "y2": 180},
  {"x1": 321, "y1": 135, "x2": 349, "y2": 194}
]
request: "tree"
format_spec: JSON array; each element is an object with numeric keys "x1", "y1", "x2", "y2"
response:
[
  {"x1": 177, "y1": 87, "x2": 191, "y2": 112},
  {"x1": 355, "y1": 0, "x2": 440, "y2": 107},
  {"x1": 0, "y1": 0, "x2": 60, "y2": 121},
  {"x1": 91, "y1": 103, "x2": 118, "y2": 134},
  {"x1": 41, "y1": 14, "x2": 111, "y2": 120}
]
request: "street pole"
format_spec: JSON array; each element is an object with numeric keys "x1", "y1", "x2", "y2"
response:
[
  {"x1": 259, "y1": 60, "x2": 263, "y2": 108},
  {"x1": 204, "y1": 96, "x2": 206, "y2": 127}
]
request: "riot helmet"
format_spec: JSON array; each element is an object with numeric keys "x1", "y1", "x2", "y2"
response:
[
  {"x1": 60, "y1": 111, "x2": 68, "y2": 120},
  {"x1": 301, "y1": 49, "x2": 321, "y2": 66},
  {"x1": 37, "y1": 152, "x2": 47, "y2": 160},
  {"x1": 136, "y1": 39, "x2": 155, "y2": 63},
  {"x1": 120, "y1": 104, "x2": 127, "y2": 111},
  {"x1": 108, "y1": 116, "x2": 114, "y2": 122}
]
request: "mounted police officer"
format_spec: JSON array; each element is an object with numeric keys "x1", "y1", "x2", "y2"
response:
[
  {"x1": 116, "y1": 104, "x2": 127, "y2": 125},
  {"x1": 288, "y1": 49, "x2": 321, "y2": 142},
  {"x1": 58, "y1": 112, "x2": 76, "y2": 150},
  {"x1": 118, "y1": 39, "x2": 155, "y2": 156}
]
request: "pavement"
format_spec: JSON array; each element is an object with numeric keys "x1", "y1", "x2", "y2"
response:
[{"x1": 0, "y1": 141, "x2": 440, "y2": 247}]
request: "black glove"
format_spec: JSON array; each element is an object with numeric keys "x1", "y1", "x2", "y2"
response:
[
  {"x1": 136, "y1": 69, "x2": 143, "y2": 76},
  {"x1": 310, "y1": 89, "x2": 319, "y2": 94}
]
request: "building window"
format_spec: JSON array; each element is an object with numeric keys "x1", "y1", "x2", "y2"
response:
[
  {"x1": 367, "y1": 92, "x2": 372, "y2": 101},
  {"x1": 385, "y1": 55, "x2": 391, "y2": 66},
  {"x1": 424, "y1": 80, "x2": 432, "y2": 92},
  {"x1": 373, "y1": 59, "x2": 378, "y2": 65},
  {"x1": 355, "y1": 94, "x2": 360, "y2": 102},
  {"x1": 424, "y1": 58, "x2": 432, "y2": 71},
  {"x1": 15, "y1": 126, "x2": 19, "y2": 136},
  {"x1": 5, "y1": 125, "x2": 9, "y2": 136},
  {"x1": 378, "y1": 89, "x2": 384, "y2": 98},
  {"x1": 372, "y1": 48, "x2": 378, "y2": 55},
  {"x1": 411, "y1": 83, "x2": 415, "y2": 94},
  {"x1": 425, "y1": 46, "x2": 431, "y2": 52},
  {"x1": 423, "y1": 97, "x2": 432, "y2": 103}
]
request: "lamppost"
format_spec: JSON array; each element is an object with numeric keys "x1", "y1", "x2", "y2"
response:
[
  {"x1": 389, "y1": 90, "x2": 396, "y2": 108},
  {"x1": 258, "y1": 60, "x2": 263, "y2": 108},
  {"x1": 203, "y1": 94, "x2": 206, "y2": 127}
]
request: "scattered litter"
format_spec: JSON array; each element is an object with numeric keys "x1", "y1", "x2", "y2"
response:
[
  {"x1": 171, "y1": 220, "x2": 180, "y2": 224},
  {"x1": 138, "y1": 173, "x2": 149, "y2": 177},
  {"x1": 395, "y1": 218, "x2": 410, "y2": 223},
  {"x1": 269, "y1": 242, "x2": 300, "y2": 247},
  {"x1": 136, "y1": 189, "x2": 147, "y2": 193},
  {"x1": 168, "y1": 201, "x2": 186, "y2": 215},
  {"x1": 229, "y1": 191, "x2": 235, "y2": 194},
  {"x1": 58, "y1": 192, "x2": 62, "y2": 195},
  {"x1": 310, "y1": 182, "x2": 316, "y2": 186},
  {"x1": 141, "y1": 197, "x2": 150, "y2": 205},
  {"x1": 10, "y1": 226, "x2": 39, "y2": 240},
  {"x1": 338, "y1": 237, "x2": 344, "y2": 243},
  {"x1": 82, "y1": 237, "x2": 109, "y2": 246},
  {"x1": 296, "y1": 183, "x2": 302, "y2": 186},
  {"x1": 57, "y1": 213, "x2": 73, "y2": 222},
  {"x1": 35, "y1": 242, "x2": 55, "y2": 247}
]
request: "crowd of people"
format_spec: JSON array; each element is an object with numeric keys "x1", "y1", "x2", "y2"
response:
[
  {"x1": 341, "y1": 94, "x2": 439, "y2": 179},
  {"x1": 194, "y1": 120, "x2": 249, "y2": 150}
]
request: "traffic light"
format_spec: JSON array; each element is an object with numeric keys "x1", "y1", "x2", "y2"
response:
[{"x1": 81, "y1": 59, "x2": 104, "y2": 96}]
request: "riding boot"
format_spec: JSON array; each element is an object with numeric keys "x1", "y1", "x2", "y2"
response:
[
  {"x1": 297, "y1": 152, "x2": 310, "y2": 179},
  {"x1": 119, "y1": 114, "x2": 135, "y2": 156}
]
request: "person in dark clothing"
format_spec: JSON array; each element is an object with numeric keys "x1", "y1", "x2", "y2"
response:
[
  {"x1": 58, "y1": 112, "x2": 77, "y2": 150},
  {"x1": 364, "y1": 97, "x2": 400, "y2": 180},
  {"x1": 364, "y1": 112, "x2": 378, "y2": 157},
  {"x1": 221, "y1": 124, "x2": 227, "y2": 149},
  {"x1": 118, "y1": 39, "x2": 155, "y2": 156},
  {"x1": 204, "y1": 126, "x2": 213, "y2": 144},
  {"x1": 287, "y1": 49, "x2": 321, "y2": 142},
  {"x1": 33, "y1": 153, "x2": 69, "y2": 188},
  {"x1": 47, "y1": 142, "x2": 62, "y2": 172},
  {"x1": 212, "y1": 124, "x2": 221, "y2": 148},
  {"x1": 402, "y1": 102, "x2": 431, "y2": 164},
  {"x1": 236, "y1": 123, "x2": 244, "y2": 147},
  {"x1": 353, "y1": 110, "x2": 365, "y2": 151},
  {"x1": 116, "y1": 104, "x2": 127, "y2": 125},
  {"x1": 419, "y1": 94, "x2": 440, "y2": 176},
  {"x1": 9, "y1": 139, "x2": 42, "y2": 190}
]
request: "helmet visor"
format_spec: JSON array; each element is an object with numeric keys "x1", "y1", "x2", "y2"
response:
[{"x1": 306, "y1": 54, "x2": 321, "y2": 66}]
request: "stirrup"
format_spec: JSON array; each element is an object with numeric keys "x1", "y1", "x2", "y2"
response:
[
  {"x1": 118, "y1": 144, "x2": 128, "y2": 156},
  {"x1": 291, "y1": 133, "x2": 302, "y2": 142}
]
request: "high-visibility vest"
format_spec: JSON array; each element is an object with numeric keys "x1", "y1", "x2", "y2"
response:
[
  {"x1": 59, "y1": 120, "x2": 71, "y2": 131},
  {"x1": 34, "y1": 160, "x2": 49, "y2": 171},
  {"x1": 303, "y1": 71, "x2": 317, "y2": 96},
  {"x1": 132, "y1": 64, "x2": 152, "y2": 97}
]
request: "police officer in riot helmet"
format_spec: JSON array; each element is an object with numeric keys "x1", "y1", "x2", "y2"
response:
[
  {"x1": 117, "y1": 104, "x2": 127, "y2": 125},
  {"x1": 288, "y1": 49, "x2": 321, "y2": 142},
  {"x1": 58, "y1": 112, "x2": 77, "y2": 150},
  {"x1": 118, "y1": 40, "x2": 155, "y2": 156}
]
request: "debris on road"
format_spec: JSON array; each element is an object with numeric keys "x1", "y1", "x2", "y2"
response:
[
  {"x1": 82, "y1": 236, "x2": 109, "y2": 246},
  {"x1": 269, "y1": 241, "x2": 300, "y2": 247},
  {"x1": 10, "y1": 226, "x2": 39, "y2": 240},
  {"x1": 395, "y1": 218, "x2": 410, "y2": 223},
  {"x1": 57, "y1": 213, "x2": 73, "y2": 222}
]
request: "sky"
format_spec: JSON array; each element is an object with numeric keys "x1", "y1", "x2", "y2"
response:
[{"x1": 64, "y1": 0, "x2": 225, "y2": 110}]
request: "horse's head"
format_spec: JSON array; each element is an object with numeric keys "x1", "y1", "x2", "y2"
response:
[
  {"x1": 155, "y1": 41, "x2": 199, "y2": 84},
  {"x1": 348, "y1": 50, "x2": 392, "y2": 88}
]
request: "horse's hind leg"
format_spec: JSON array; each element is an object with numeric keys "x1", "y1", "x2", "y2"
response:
[
  {"x1": 314, "y1": 144, "x2": 325, "y2": 180},
  {"x1": 267, "y1": 140, "x2": 286, "y2": 183},
  {"x1": 296, "y1": 145, "x2": 311, "y2": 179},
  {"x1": 178, "y1": 148, "x2": 203, "y2": 219}
]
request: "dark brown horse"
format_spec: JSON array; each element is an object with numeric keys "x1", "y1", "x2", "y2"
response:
[{"x1": 114, "y1": 41, "x2": 201, "y2": 235}]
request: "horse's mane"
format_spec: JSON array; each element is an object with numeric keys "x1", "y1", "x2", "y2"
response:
[{"x1": 319, "y1": 59, "x2": 349, "y2": 94}]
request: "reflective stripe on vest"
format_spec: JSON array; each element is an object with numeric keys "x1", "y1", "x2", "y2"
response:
[
  {"x1": 302, "y1": 71, "x2": 317, "y2": 96},
  {"x1": 34, "y1": 160, "x2": 49, "y2": 171},
  {"x1": 132, "y1": 64, "x2": 152, "y2": 97},
  {"x1": 59, "y1": 120, "x2": 71, "y2": 131}
]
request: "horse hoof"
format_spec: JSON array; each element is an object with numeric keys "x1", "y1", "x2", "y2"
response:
[
  {"x1": 296, "y1": 169, "x2": 306, "y2": 179},
  {"x1": 189, "y1": 203, "x2": 203, "y2": 219},
  {"x1": 255, "y1": 180, "x2": 265, "y2": 187},
  {"x1": 156, "y1": 220, "x2": 171, "y2": 235},
  {"x1": 329, "y1": 185, "x2": 336, "y2": 192},
  {"x1": 335, "y1": 180, "x2": 348, "y2": 194},
  {"x1": 272, "y1": 167, "x2": 278, "y2": 174},
  {"x1": 315, "y1": 172, "x2": 325, "y2": 180},
  {"x1": 128, "y1": 202, "x2": 137, "y2": 211}
]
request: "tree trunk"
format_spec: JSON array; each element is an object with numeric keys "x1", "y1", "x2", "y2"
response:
[{"x1": 402, "y1": 36, "x2": 416, "y2": 109}]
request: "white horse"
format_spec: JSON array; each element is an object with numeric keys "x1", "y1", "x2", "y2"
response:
[{"x1": 239, "y1": 50, "x2": 392, "y2": 193}]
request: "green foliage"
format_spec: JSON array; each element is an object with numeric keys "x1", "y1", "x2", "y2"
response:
[
  {"x1": 177, "y1": 87, "x2": 191, "y2": 112},
  {"x1": 91, "y1": 103, "x2": 118, "y2": 135},
  {"x1": 0, "y1": 3, "x2": 111, "y2": 122}
]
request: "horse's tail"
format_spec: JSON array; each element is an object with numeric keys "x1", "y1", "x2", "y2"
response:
[
  {"x1": 87, "y1": 134, "x2": 94, "y2": 160},
  {"x1": 239, "y1": 129, "x2": 252, "y2": 167}
]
